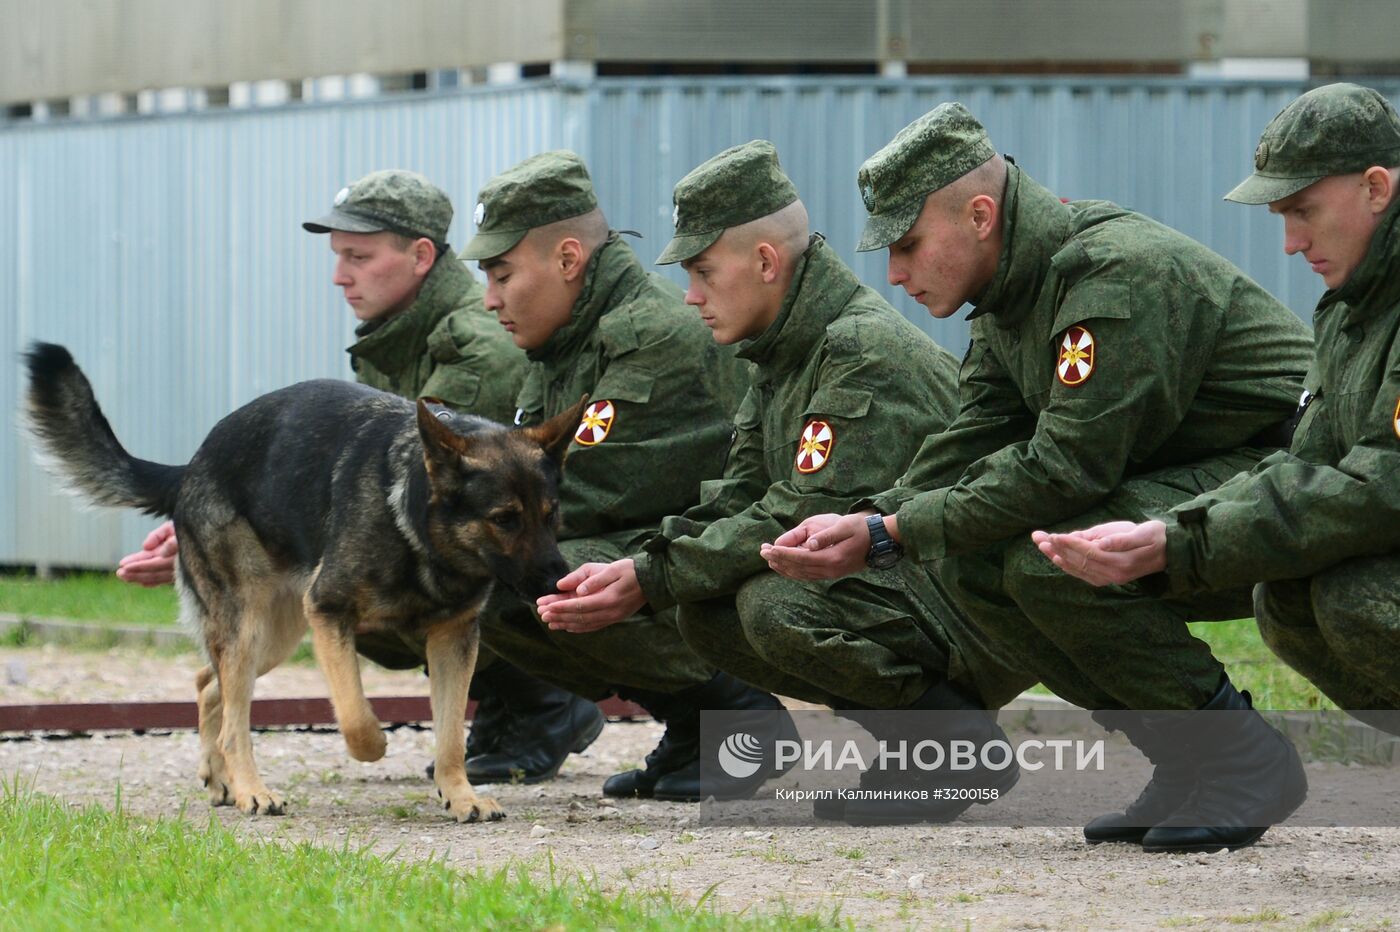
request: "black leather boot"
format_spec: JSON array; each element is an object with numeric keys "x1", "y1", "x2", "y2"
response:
[
  {"x1": 827, "y1": 681, "x2": 1019, "y2": 826},
  {"x1": 1083, "y1": 709, "x2": 1198, "y2": 845},
  {"x1": 1140, "y1": 679, "x2": 1308, "y2": 853},
  {"x1": 460, "y1": 668, "x2": 606, "y2": 784},
  {"x1": 463, "y1": 662, "x2": 517, "y2": 761},
  {"x1": 602, "y1": 685, "x2": 702, "y2": 800},
  {"x1": 604, "y1": 673, "x2": 792, "y2": 802}
]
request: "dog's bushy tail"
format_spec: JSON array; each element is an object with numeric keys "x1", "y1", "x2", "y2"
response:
[{"x1": 23, "y1": 342, "x2": 183, "y2": 517}]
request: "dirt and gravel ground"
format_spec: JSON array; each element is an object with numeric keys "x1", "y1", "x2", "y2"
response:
[{"x1": 3, "y1": 644, "x2": 1399, "y2": 930}]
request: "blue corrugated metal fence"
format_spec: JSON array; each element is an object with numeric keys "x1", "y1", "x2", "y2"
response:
[{"x1": 2, "y1": 76, "x2": 1387, "y2": 566}]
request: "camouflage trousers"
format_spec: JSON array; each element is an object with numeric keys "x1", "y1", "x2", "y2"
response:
[
  {"x1": 1255, "y1": 551, "x2": 1400, "y2": 711},
  {"x1": 940, "y1": 449, "x2": 1270, "y2": 711},
  {"x1": 675, "y1": 562, "x2": 1033, "y2": 710},
  {"x1": 477, "y1": 534, "x2": 717, "y2": 701}
]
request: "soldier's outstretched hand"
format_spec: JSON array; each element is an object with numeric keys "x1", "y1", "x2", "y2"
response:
[
  {"x1": 1032, "y1": 519, "x2": 1167, "y2": 587},
  {"x1": 761, "y1": 512, "x2": 871, "y2": 580},
  {"x1": 115, "y1": 520, "x2": 179, "y2": 587},
  {"x1": 537, "y1": 559, "x2": 647, "y2": 633}
]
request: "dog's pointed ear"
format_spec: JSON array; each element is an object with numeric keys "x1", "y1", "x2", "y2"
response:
[
  {"x1": 417, "y1": 397, "x2": 473, "y2": 478},
  {"x1": 519, "y1": 394, "x2": 589, "y2": 467}
]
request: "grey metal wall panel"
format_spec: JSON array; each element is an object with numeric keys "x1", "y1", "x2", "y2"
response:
[
  {"x1": 0, "y1": 0, "x2": 567, "y2": 105},
  {"x1": 4, "y1": 75, "x2": 1392, "y2": 567}
]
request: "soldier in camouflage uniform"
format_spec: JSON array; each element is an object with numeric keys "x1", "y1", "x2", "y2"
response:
[
  {"x1": 538, "y1": 141, "x2": 1033, "y2": 820},
  {"x1": 763, "y1": 104, "x2": 1314, "y2": 852},
  {"x1": 308, "y1": 170, "x2": 527, "y2": 422},
  {"x1": 458, "y1": 150, "x2": 783, "y2": 799},
  {"x1": 121, "y1": 170, "x2": 604, "y2": 783},
  {"x1": 302, "y1": 169, "x2": 604, "y2": 783},
  {"x1": 1041, "y1": 84, "x2": 1400, "y2": 731}
]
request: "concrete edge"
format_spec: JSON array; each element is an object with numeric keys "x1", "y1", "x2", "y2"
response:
[{"x1": 0, "y1": 612, "x2": 195, "y2": 649}]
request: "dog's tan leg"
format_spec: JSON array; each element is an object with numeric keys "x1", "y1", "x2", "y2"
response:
[
  {"x1": 215, "y1": 612, "x2": 285, "y2": 816},
  {"x1": 305, "y1": 599, "x2": 385, "y2": 763},
  {"x1": 195, "y1": 664, "x2": 231, "y2": 806},
  {"x1": 195, "y1": 590, "x2": 306, "y2": 809},
  {"x1": 425, "y1": 618, "x2": 503, "y2": 823}
]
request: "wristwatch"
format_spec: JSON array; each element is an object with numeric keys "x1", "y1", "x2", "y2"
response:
[{"x1": 864, "y1": 513, "x2": 904, "y2": 569}]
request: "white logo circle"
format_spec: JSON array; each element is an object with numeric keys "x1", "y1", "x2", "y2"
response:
[
  {"x1": 474, "y1": 202, "x2": 486, "y2": 226},
  {"x1": 672, "y1": 204, "x2": 680, "y2": 228},
  {"x1": 333, "y1": 186, "x2": 350, "y2": 207},
  {"x1": 717, "y1": 732, "x2": 764, "y2": 779}
]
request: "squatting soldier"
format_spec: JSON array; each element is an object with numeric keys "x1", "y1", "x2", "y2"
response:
[
  {"x1": 538, "y1": 140, "x2": 1033, "y2": 822},
  {"x1": 458, "y1": 150, "x2": 782, "y2": 799},
  {"x1": 762, "y1": 104, "x2": 1316, "y2": 853},
  {"x1": 119, "y1": 171, "x2": 603, "y2": 783},
  {"x1": 1040, "y1": 83, "x2": 1400, "y2": 732}
]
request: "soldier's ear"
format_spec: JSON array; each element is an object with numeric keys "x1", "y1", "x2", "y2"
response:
[
  {"x1": 417, "y1": 397, "x2": 474, "y2": 480},
  {"x1": 558, "y1": 237, "x2": 586, "y2": 282},
  {"x1": 520, "y1": 394, "x2": 589, "y2": 468},
  {"x1": 411, "y1": 237, "x2": 437, "y2": 276}
]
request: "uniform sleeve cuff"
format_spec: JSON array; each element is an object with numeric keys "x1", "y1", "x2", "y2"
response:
[
  {"x1": 1162, "y1": 516, "x2": 1203, "y2": 597},
  {"x1": 631, "y1": 551, "x2": 678, "y2": 612},
  {"x1": 895, "y1": 489, "x2": 950, "y2": 562}
]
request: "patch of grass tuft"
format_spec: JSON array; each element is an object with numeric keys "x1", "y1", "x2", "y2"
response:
[
  {"x1": 0, "y1": 571, "x2": 180, "y2": 627},
  {"x1": 0, "y1": 777, "x2": 846, "y2": 930}
]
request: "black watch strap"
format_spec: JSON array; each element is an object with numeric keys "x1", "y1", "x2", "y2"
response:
[{"x1": 865, "y1": 513, "x2": 904, "y2": 568}]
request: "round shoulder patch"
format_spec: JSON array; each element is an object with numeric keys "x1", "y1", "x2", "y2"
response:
[
  {"x1": 1056, "y1": 325, "x2": 1096, "y2": 387},
  {"x1": 1393, "y1": 396, "x2": 1400, "y2": 441},
  {"x1": 795, "y1": 419, "x2": 835, "y2": 474},
  {"x1": 574, "y1": 400, "x2": 615, "y2": 446}
]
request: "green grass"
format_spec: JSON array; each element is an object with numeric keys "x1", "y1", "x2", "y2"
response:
[
  {"x1": 0, "y1": 571, "x2": 179, "y2": 627},
  {"x1": 1187, "y1": 618, "x2": 1335, "y2": 711},
  {"x1": 0, "y1": 778, "x2": 846, "y2": 931}
]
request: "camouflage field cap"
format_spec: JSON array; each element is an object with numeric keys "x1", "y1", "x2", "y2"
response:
[
  {"x1": 856, "y1": 102, "x2": 997, "y2": 252},
  {"x1": 303, "y1": 169, "x2": 453, "y2": 243},
  {"x1": 459, "y1": 150, "x2": 600, "y2": 260},
  {"x1": 655, "y1": 140, "x2": 800, "y2": 265},
  {"x1": 1226, "y1": 83, "x2": 1400, "y2": 205}
]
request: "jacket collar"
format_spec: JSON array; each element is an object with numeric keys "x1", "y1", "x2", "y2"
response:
[
  {"x1": 347, "y1": 255, "x2": 468, "y2": 374},
  {"x1": 738, "y1": 235, "x2": 858, "y2": 375},
  {"x1": 529, "y1": 232, "x2": 646, "y2": 364},
  {"x1": 968, "y1": 162, "x2": 1075, "y2": 329},
  {"x1": 1321, "y1": 193, "x2": 1400, "y2": 324}
]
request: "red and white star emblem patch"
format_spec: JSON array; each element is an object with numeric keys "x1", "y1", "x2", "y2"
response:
[
  {"x1": 1393, "y1": 396, "x2": 1400, "y2": 441},
  {"x1": 574, "y1": 400, "x2": 615, "y2": 446},
  {"x1": 795, "y1": 419, "x2": 835, "y2": 474},
  {"x1": 1057, "y1": 326, "x2": 1096, "y2": 387}
]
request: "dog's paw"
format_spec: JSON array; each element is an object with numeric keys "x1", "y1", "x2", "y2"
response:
[
  {"x1": 444, "y1": 790, "x2": 505, "y2": 824},
  {"x1": 343, "y1": 722, "x2": 387, "y2": 763},
  {"x1": 234, "y1": 788, "x2": 286, "y2": 816}
]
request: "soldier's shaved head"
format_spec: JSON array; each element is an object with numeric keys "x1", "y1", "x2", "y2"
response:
[
  {"x1": 721, "y1": 199, "x2": 810, "y2": 264},
  {"x1": 929, "y1": 154, "x2": 1008, "y2": 219},
  {"x1": 525, "y1": 206, "x2": 610, "y2": 258}
]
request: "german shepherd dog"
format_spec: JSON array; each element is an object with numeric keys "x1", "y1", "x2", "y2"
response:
[{"x1": 23, "y1": 343, "x2": 585, "y2": 822}]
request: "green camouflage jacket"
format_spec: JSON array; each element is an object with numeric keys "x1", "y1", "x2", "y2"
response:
[
  {"x1": 514, "y1": 233, "x2": 747, "y2": 543},
  {"x1": 632, "y1": 237, "x2": 960, "y2": 609},
  {"x1": 1164, "y1": 196, "x2": 1400, "y2": 591},
  {"x1": 348, "y1": 254, "x2": 525, "y2": 424},
  {"x1": 871, "y1": 163, "x2": 1314, "y2": 561}
]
